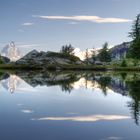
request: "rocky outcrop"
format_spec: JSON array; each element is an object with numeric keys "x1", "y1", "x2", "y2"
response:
[
  {"x1": 1, "y1": 56, "x2": 10, "y2": 64},
  {"x1": 15, "y1": 50, "x2": 83, "y2": 68},
  {"x1": 110, "y1": 42, "x2": 131, "y2": 60}
]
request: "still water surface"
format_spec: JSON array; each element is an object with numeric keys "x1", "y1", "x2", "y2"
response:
[{"x1": 0, "y1": 71, "x2": 140, "y2": 140}]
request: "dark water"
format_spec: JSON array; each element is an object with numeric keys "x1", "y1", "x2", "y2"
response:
[{"x1": 0, "y1": 70, "x2": 140, "y2": 140}]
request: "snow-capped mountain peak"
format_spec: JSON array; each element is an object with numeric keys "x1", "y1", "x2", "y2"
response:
[
  {"x1": 73, "y1": 48, "x2": 100, "y2": 60},
  {"x1": 1, "y1": 42, "x2": 21, "y2": 61}
]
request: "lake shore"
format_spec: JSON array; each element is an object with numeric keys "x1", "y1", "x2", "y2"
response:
[{"x1": 1, "y1": 64, "x2": 140, "y2": 71}]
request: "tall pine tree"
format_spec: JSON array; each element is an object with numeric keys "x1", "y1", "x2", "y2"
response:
[
  {"x1": 98, "y1": 42, "x2": 111, "y2": 62},
  {"x1": 128, "y1": 14, "x2": 140, "y2": 62},
  {"x1": 60, "y1": 44, "x2": 74, "y2": 55},
  {"x1": 129, "y1": 14, "x2": 140, "y2": 40},
  {"x1": 0, "y1": 54, "x2": 3, "y2": 64}
]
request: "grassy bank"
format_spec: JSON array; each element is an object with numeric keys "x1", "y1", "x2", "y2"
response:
[
  {"x1": 46, "y1": 64, "x2": 107, "y2": 70},
  {"x1": 0, "y1": 64, "x2": 42, "y2": 70},
  {"x1": 46, "y1": 63, "x2": 140, "y2": 71},
  {"x1": 112, "y1": 67, "x2": 140, "y2": 71},
  {"x1": 1, "y1": 63, "x2": 140, "y2": 71}
]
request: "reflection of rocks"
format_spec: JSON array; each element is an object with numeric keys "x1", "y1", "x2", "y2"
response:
[
  {"x1": 0, "y1": 72, "x2": 9, "y2": 81},
  {"x1": 14, "y1": 71, "x2": 81, "y2": 93},
  {"x1": 85, "y1": 74, "x2": 128, "y2": 95},
  {"x1": 109, "y1": 77, "x2": 128, "y2": 95},
  {"x1": 15, "y1": 71, "x2": 102, "y2": 93},
  {"x1": 15, "y1": 71, "x2": 79, "y2": 87}
]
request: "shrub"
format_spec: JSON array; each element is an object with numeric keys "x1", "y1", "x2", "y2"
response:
[
  {"x1": 121, "y1": 59, "x2": 127, "y2": 67},
  {"x1": 46, "y1": 52, "x2": 80, "y2": 62}
]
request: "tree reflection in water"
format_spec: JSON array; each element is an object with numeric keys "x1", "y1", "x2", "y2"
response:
[{"x1": 127, "y1": 80, "x2": 140, "y2": 125}]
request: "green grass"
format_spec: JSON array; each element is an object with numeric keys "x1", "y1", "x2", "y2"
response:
[
  {"x1": 46, "y1": 64, "x2": 107, "y2": 70},
  {"x1": 111, "y1": 58, "x2": 140, "y2": 67},
  {"x1": 112, "y1": 67, "x2": 140, "y2": 71},
  {"x1": 2, "y1": 63, "x2": 140, "y2": 71},
  {"x1": 0, "y1": 64, "x2": 42, "y2": 70}
]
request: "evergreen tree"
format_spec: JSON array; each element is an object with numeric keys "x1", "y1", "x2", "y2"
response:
[
  {"x1": 98, "y1": 42, "x2": 111, "y2": 62},
  {"x1": 60, "y1": 44, "x2": 74, "y2": 55},
  {"x1": 0, "y1": 54, "x2": 3, "y2": 64},
  {"x1": 128, "y1": 14, "x2": 140, "y2": 62},
  {"x1": 127, "y1": 79, "x2": 140, "y2": 125},
  {"x1": 85, "y1": 49, "x2": 90, "y2": 64},
  {"x1": 91, "y1": 47, "x2": 96, "y2": 64},
  {"x1": 129, "y1": 14, "x2": 140, "y2": 40},
  {"x1": 121, "y1": 59, "x2": 127, "y2": 67}
]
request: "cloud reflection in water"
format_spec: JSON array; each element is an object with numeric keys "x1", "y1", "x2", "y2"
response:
[
  {"x1": 21, "y1": 109, "x2": 34, "y2": 114},
  {"x1": 31, "y1": 115, "x2": 130, "y2": 122}
]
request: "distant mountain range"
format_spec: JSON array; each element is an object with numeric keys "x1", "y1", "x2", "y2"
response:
[
  {"x1": 74, "y1": 42, "x2": 131, "y2": 61},
  {"x1": 0, "y1": 41, "x2": 131, "y2": 64}
]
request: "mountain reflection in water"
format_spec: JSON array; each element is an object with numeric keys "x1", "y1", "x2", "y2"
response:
[{"x1": 0, "y1": 70, "x2": 140, "y2": 126}]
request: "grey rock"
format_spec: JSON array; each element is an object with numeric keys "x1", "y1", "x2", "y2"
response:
[
  {"x1": 1, "y1": 56, "x2": 10, "y2": 64},
  {"x1": 16, "y1": 50, "x2": 82, "y2": 68},
  {"x1": 110, "y1": 42, "x2": 131, "y2": 60}
]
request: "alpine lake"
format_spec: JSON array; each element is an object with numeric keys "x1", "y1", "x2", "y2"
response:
[{"x1": 0, "y1": 70, "x2": 140, "y2": 140}]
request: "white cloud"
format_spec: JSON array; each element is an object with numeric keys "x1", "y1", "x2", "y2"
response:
[
  {"x1": 31, "y1": 115, "x2": 130, "y2": 122},
  {"x1": 21, "y1": 109, "x2": 34, "y2": 113},
  {"x1": 101, "y1": 136, "x2": 123, "y2": 140},
  {"x1": 22, "y1": 22, "x2": 34, "y2": 26},
  {"x1": 33, "y1": 15, "x2": 132, "y2": 23}
]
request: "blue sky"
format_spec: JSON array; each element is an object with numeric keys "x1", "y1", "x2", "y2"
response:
[{"x1": 0, "y1": 0, "x2": 140, "y2": 52}]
